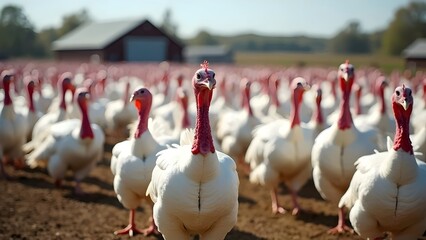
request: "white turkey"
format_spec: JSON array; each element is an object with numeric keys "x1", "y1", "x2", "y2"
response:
[
  {"x1": 306, "y1": 84, "x2": 327, "y2": 139},
  {"x1": 23, "y1": 76, "x2": 43, "y2": 141},
  {"x1": 111, "y1": 87, "x2": 165, "y2": 236},
  {"x1": 339, "y1": 85, "x2": 426, "y2": 239},
  {"x1": 0, "y1": 70, "x2": 28, "y2": 177},
  {"x1": 146, "y1": 61, "x2": 239, "y2": 240},
  {"x1": 26, "y1": 88, "x2": 105, "y2": 194},
  {"x1": 245, "y1": 77, "x2": 312, "y2": 215},
  {"x1": 311, "y1": 61, "x2": 379, "y2": 233}
]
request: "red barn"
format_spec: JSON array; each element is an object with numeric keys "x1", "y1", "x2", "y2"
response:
[{"x1": 52, "y1": 19, "x2": 184, "y2": 62}]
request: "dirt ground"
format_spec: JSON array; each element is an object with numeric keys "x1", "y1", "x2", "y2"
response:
[{"x1": 1, "y1": 138, "x2": 365, "y2": 240}]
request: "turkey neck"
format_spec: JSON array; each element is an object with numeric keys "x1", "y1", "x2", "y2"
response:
[
  {"x1": 337, "y1": 78, "x2": 353, "y2": 130},
  {"x1": 192, "y1": 88, "x2": 215, "y2": 155},
  {"x1": 79, "y1": 102, "x2": 94, "y2": 139},
  {"x1": 271, "y1": 81, "x2": 280, "y2": 108},
  {"x1": 423, "y1": 82, "x2": 426, "y2": 103},
  {"x1": 311, "y1": 93, "x2": 323, "y2": 125},
  {"x1": 99, "y1": 78, "x2": 106, "y2": 95},
  {"x1": 27, "y1": 84, "x2": 35, "y2": 112},
  {"x1": 379, "y1": 86, "x2": 386, "y2": 114},
  {"x1": 134, "y1": 99, "x2": 151, "y2": 138},
  {"x1": 59, "y1": 85, "x2": 68, "y2": 110},
  {"x1": 242, "y1": 85, "x2": 253, "y2": 116},
  {"x1": 181, "y1": 106, "x2": 191, "y2": 129},
  {"x1": 3, "y1": 80, "x2": 12, "y2": 106},
  {"x1": 180, "y1": 96, "x2": 191, "y2": 129},
  {"x1": 354, "y1": 87, "x2": 362, "y2": 115},
  {"x1": 290, "y1": 89, "x2": 303, "y2": 128},
  {"x1": 392, "y1": 104, "x2": 413, "y2": 154},
  {"x1": 382, "y1": 102, "x2": 417, "y2": 185},
  {"x1": 331, "y1": 80, "x2": 337, "y2": 100}
]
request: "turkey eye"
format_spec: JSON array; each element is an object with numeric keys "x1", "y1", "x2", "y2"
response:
[
  {"x1": 140, "y1": 90, "x2": 144, "y2": 94},
  {"x1": 196, "y1": 73, "x2": 201, "y2": 80},
  {"x1": 396, "y1": 90, "x2": 400, "y2": 96}
]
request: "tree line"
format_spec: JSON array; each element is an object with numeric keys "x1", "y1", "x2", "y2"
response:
[
  {"x1": 0, "y1": 5, "x2": 90, "y2": 59},
  {"x1": 0, "y1": 1, "x2": 425, "y2": 60}
]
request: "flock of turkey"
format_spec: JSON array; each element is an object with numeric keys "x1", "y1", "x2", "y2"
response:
[{"x1": 1, "y1": 59, "x2": 426, "y2": 239}]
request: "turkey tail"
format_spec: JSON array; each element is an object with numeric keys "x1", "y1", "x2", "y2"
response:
[
  {"x1": 26, "y1": 151, "x2": 47, "y2": 169},
  {"x1": 245, "y1": 136, "x2": 266, "y2": 168},
  {"x1": 249, "y1": 163, "x2": 278, "y2": 186},
  {"x1": 22, "y1": 128, "x2": 51, "y2": 154},
  {"x1": 338, "y1": 190, "x2": 351, "y2": 209},
  {"x1": 25, "y1": 135, "x2": 55, "y2": 169},
  {"x1": 22, "y1": 140, "x2": 37, "y2": 154}
]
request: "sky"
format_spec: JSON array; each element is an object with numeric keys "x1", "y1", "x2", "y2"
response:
[{"x1": 0, "y1": 0, "x2": 414, "y2": 39}]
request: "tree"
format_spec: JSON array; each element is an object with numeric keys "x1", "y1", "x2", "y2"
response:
[
  {"x1": 160, "y1": 8, "x2": 178, "y2": 38},
  {"x1": 36, "y1": 9, "x2": 91, "y2": 57},
  {"x1": 0, "y1": 4, "x2": 32, "y2": 28},
  {"x1": 0, "y1": 4, "x2": 37, "y2": 59},
  {"x1": 57, "y1": 9, "x2": 91, "y2": 38},
  {"x1": 368, "y1": 30, "x2": 384, "y2": 54},
  {"x1": 328, "y1": 21, "x2": 370, "y2": 54},
  {"x1": 381, "y1": 1, "x2": 426, "y2": 55},
  {"x1": 189, "y1": 31, "x2": 219, "y2": 45},
  {"x1": 36, "y1": 27, "x2": 59, "y2": 57}
]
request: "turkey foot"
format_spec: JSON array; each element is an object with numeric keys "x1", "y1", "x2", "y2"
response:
[
  {"x1": 114, "y1": 224, "x2": 144, "y2": 237},
  {"x1": 141, "y1": 224, "x2": 159, "y2": 236},
  {"x1": 327, "y1": 224, "x2": 353, "y2": 234}
]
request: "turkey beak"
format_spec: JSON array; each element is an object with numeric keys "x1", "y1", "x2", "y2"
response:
[
  {"x1": 316, "y1": 88, "x2": 322, "y2": 98},
  {"x1": 202, "y1": 77, "x2": 216, "y2": 90},
  {"x1": 342, "y1": 72, "x2": 349, "y2": 82},
  {"x1": 84, "y1": 92, "x2": 90, "y2": 102},
  {"x1": 401, "y1": 100, "x2": 408, "y2": 111},
  {"x1": 130, "y1": 93, "x2": 136, "y2": 102},
  {"x1": 343, "y1": 68, "x2": 354, "y2": 82},
  {"x1": 303, "y1": 82, "x2": 311, "y2": 91},
  {"x1": 400, "y1": 97, "x2": 412, "y2": 111},
  {"x1": 296, "y1": 81, "x2": 310, "y2": 92}
]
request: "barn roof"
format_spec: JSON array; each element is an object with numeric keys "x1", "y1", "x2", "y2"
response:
[
  {"x1": 403, "y1": 38, "x2": 426, "y2": 58},
  {"x1": 52, "y1": 18, "x2": 146, "y2": 51}
]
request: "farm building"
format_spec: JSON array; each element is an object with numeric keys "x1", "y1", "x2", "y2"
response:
[
  {"x1": 184, "y1": 45, "x2": 234, "y2": 64},
  {"x1": 402, "y1": 38, "x2": 426, "y2": 69},
  {"x1": 52, "y1": 19, "x2": 184, "y2": 62}
]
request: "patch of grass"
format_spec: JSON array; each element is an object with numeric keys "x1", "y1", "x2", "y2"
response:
[{"x1": 234, "y1": 52, "x2": 405, "y2": 74}]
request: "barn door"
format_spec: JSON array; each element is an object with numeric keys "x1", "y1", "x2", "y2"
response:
[{"x1": 125, "y1": 36, "x2": 167, "y2": 62}]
